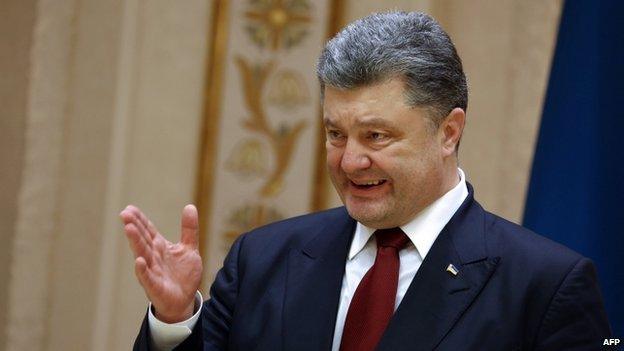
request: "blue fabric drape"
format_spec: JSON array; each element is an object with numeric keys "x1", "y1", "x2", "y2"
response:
[{"x1": 523, "y1": 0, "x2": 624, "y2": 334}]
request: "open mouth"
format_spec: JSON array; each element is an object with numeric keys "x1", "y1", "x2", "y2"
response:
[{"x1": 350, "y1": 179, "x2": 387, "y2": 190}]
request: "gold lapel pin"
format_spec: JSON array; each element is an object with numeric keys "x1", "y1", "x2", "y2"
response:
[{"x1": 446, "y1": 263, "x2": 459, "y2": 276}]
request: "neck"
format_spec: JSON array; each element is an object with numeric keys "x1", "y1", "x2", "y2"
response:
[{"x1": 437, "y1": 160, "x2": 461, "y2": 200}]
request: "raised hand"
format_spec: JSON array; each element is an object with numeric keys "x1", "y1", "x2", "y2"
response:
[{"x1": 120, "y1": 204, "x2": 203, "y2": 323}]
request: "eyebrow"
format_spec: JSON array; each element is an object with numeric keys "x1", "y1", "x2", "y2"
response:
[
  {"x1": 323, "y1": 116, "x2": 398, "y2": 130},
  {"x1": 323, "y1": 117, "x2": 338, "y2": 128}
]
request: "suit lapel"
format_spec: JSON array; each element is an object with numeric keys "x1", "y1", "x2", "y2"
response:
[
  {"x1": 283, "y1": 208, "x2": 356, "y2": 351},
  {"x1": 377, "y1": 187, "x2": 500, "y2": 351}
]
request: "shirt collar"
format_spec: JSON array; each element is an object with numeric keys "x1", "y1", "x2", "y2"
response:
[{"x1": 348, "y1": 168, "x2": 469, "y2": 260}]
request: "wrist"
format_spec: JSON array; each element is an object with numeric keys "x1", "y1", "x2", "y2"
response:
[{"x1": 153, "y1": 300, "x2": 196, "y2": 324}]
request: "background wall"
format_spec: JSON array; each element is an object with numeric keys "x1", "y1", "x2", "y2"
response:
[
  {"x1": 0, "y1": 0, "x2": 562, "y2": 349},
  {"x1": 0, "y1": 2, "x2": 37, "y2": 349}
]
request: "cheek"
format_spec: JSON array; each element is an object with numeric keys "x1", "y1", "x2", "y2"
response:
[
  {"x1": 325, "y1": 147, "x2": 343, "y2": 170},
  {"x1": 381, "y1": 154, "x2": 424, "y2": 186}
]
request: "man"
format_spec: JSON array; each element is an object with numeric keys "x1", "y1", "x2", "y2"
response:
[{"x1": 121, "y1": 11, "x2": 612, "y2": 351}]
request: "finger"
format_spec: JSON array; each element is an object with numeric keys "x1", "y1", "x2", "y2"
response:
[
  {"x1": 180, "y1": 204, "x2": 199, "y2": 248},
  {"x1": 124, "y1": 223, "x2": 153, "y2": 266},
  {"x1": 124, "y1": 222, "x2": 150, "y2": 256},
  {"x1": 135, "y1": 256, "x2": 157, "y2": 295},
  {"x1": 122, "y1": 206, "x2": 154, "y2": 249},
  {"x1": 119, "y1": 205, "x2": 151, "y2": 242},
  {"x1": 129, "y1": 205, "x2": 160, "y2": 240},
  {"x1": 131, "y1": 216, "x2": 153, "y2": 248},
  {"x1": 119, "y1": 206, "x2": 137, "y2": 225},
  {"x1": 145, "y1": 220, "x2": 158, "y2": 240},
  {"x1": 150, "y1": 235, "x2": 167, "y2": 268}
]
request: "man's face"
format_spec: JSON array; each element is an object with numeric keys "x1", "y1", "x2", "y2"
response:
[{"x1": 324, "y1": 78, "x2": 447, "y2": 229}]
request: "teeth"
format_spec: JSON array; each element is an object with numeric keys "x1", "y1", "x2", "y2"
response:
[{"x1": 359, "y1": 180, "x2": 382, "y2": 186}]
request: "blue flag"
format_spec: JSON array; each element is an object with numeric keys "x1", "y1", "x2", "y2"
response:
[{"x1": 523, "y1": 0, "x2": 624, "y2": 334}]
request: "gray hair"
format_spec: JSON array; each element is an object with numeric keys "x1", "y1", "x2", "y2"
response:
[{"x1": 317, "y1": 11, "x2": 468, "y2": 125}]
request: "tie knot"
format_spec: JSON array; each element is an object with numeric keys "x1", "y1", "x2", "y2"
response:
[{"x1": 374, "y1": 227, "x2": 410, "y2": 250}]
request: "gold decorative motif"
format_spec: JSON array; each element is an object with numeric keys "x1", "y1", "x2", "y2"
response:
[
  {"x1": 197, "y1": 0, "x2": 345, "y2": 287},
  {"x1": 244, "y1": 0, "x2": 312, "y2": 51},
  {"x1": 311, "y1": 0, "x2": 345, "y2": 212},
  {"x1": 196, "y1": 0, "x2": 231, "y2": 268},
  {"x1": 235, "y1": 56, "x2": 308, "y2": 197},
  {"x1": 267, "y1": 69, "x2": 309, "y2": 110},
  {"x1": 222, "y1": 203, "x2": 284, "y2": 247},
  {"x1": 225, "y1": 138, "x2": 269, "y2": 179}
]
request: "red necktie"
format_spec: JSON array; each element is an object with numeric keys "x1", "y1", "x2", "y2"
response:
[{"x1": 340, "y1": 227, "x2": 410, "y2": 351}]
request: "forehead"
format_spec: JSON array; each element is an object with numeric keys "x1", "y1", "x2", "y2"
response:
[{"x1": 322, "y1": 79, "x2": 417, "y2": 129}]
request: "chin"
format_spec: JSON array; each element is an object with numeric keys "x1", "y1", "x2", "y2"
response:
[{"x1": 345, "y1": 201, "x2": 390, "y2": 228}]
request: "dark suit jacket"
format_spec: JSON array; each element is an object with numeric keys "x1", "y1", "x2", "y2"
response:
[{"x1": 135, "y1": 185, "x2": 612, "y2": 350}]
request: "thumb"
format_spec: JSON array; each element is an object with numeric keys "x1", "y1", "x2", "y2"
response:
[{"x1": 180, "y1": 204, "x2": 199, "y2": 248}]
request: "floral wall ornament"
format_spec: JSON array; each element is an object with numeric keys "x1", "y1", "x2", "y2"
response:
[
  {"x1": 222, "y1": 203, "x2": 285, "y2": 248},
  {"x1": 234, "y1": 55, "x2": 308, "y2": 197},
  {"x1": 267, "y1": 69, "x2": 310, "y2": 111},
  {"x1": 197, "y1": 0, "x2": 340, "y2": 287},
  {"x1": 225, "y1": 138, "x2": 269, "y2": 179},
  {"x1": 244, "y1": 0, "x2": 312, "y2": 51}
]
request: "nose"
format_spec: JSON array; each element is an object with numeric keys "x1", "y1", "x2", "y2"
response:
[{"x1": 340, "y1": 139, "x2": 372, "y2": 174}]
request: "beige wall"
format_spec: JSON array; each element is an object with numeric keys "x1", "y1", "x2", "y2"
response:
[
  {"x1": 0, "y1": 1, "x2": 561, "y2": 349},
  {"x1": 0, "y1": 2, "x2": 37, "y2": 350},
  {"x1": 1, "y1": 0, "x2": 208, "y2": 349},
  {"x1": 436, "y1": 0, "x2": 563, "y2": 221}
]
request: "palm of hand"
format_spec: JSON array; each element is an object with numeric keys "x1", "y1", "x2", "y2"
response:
[{"x1": 121, "y1": 204, "x2": 203, "y2": 323}]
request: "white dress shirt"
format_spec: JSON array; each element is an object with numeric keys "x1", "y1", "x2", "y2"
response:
[
  {"x1": 149, "y1": 169, "x2": 468, "y2": 351},
  {"x1": 330, "y1": 169, "x2": 467, "y2": 350}
]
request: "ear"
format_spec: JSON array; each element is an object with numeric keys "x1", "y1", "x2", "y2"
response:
[{"x1": 438, "y1": 108, "x2": 465, "y2": 156}]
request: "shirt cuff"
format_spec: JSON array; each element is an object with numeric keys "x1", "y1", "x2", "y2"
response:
[{"x1": 147, "y1": 291, "x2": 203, "y2": 351}]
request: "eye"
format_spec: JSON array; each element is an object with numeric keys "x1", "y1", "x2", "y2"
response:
[
  {"x1": 326, "y1": 129, "x2": 343, "y2": 140},
  {"x1": 368, "y1": 131, "x2": 388, "y2": 141}
]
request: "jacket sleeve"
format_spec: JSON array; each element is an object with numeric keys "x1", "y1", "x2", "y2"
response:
[
  {"x1": 535, "y1": 257, "x2": 612, "y2": 351},
  {"x1": 133, "y1": 234, "x2": 246, "y2": 351}
]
